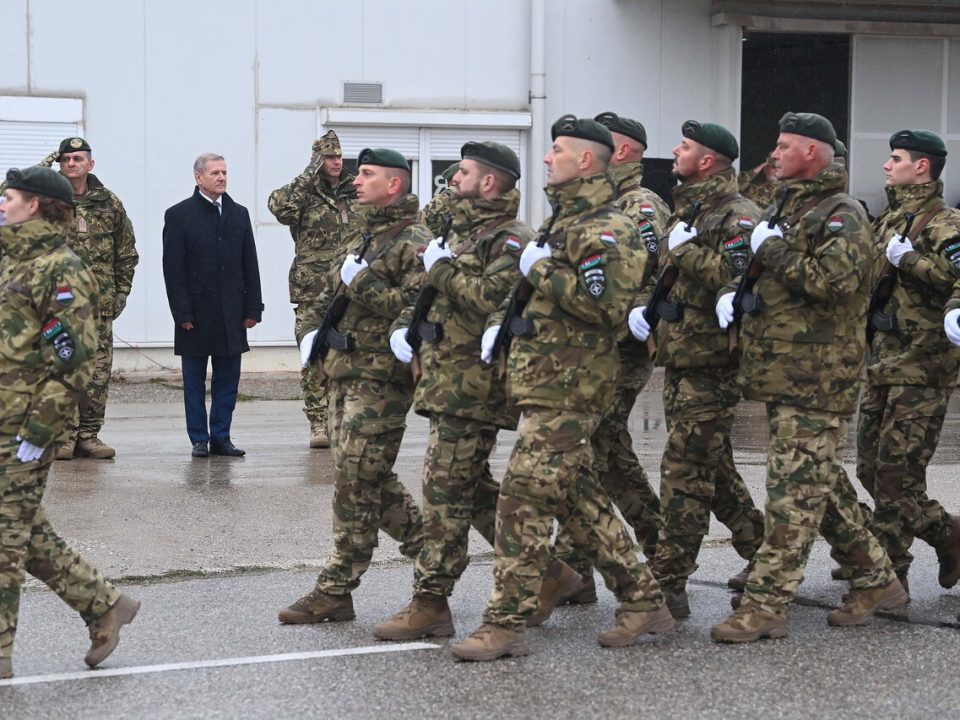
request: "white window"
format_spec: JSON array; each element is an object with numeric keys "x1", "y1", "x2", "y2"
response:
[{"x1": 0, "y1": 97, "x2": 83, "y2": 172}]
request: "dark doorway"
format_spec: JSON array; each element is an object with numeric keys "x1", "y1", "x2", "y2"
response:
[{"x1": 740, "y1": 33, "x2": 851, "y2": 171}]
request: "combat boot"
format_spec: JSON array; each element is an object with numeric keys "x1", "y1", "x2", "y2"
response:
[
  {"x1": 75, "y1": 437, "x2": 116, "y2": 459},
  {"x1": 372, "y1": 595, "x2": 454, "y2": 641},
  {"x1": 451, "y1": 624, "x2": 528, "y2": 662},
  {"x1": 278, "y1": 589, "x2": 355, "y2": 624},
  {"x1": 664, "y1": 589, "x2": 690, "y2": 619},
  {"x1": 84, "y1": 593, "x2": 140, "y2": 667},
  {"x1": 309, "y1": 422, "x2": 329, "y2": 449},
  {"x1": 55, "y1": 439, "x2": 75, "y2": 461},
  {"x1": 727, "y1": 561, "x2": 753, "y2": 592},
  {"x1": 527, "y1": 560, "x2": 584, "y2": 627},
  {"x1": 934, "y1": 515, "x2": 960, "y2": 589},
  {"x1": 597, "y1": 604, "x2": 675, "y2": 647},
  {"x1": 711, "y1": 603, "x2": 788, "y2": 643},
  {"x1": 827, "y1": 578, "x2": 908, "y2": 626},
  {"x1": 563, "y1": 573, "x2": 597, "y2": 605},
  {"x1": 0, "y1": 657, "x2": 11, "y2": 680}
]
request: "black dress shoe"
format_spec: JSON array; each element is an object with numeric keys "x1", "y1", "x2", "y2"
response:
[
  {"x1": 210, "y1": 439, "x2": 245, "y2": 457},
  {"x1": 191, "y1": 442, "x2": 209, "y2": 458}
]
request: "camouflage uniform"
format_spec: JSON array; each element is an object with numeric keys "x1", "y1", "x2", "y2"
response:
[
  {"x1": 0, "y1": 220, "x2": 121, "y2": 660},
  {"x1": 418, "y1": 188, "x2": 458, "y2": 237},
  {"x1": 554, "y1": 161, "x2": 669, "y2": 573},
  {"x1": 823, "y1": 181, "x2": 960, "y2": 580},
  {"x1": 737, "y1": 165, "x2": 779, "y2": 211},
  {"x1": 736, "y1": 164, "x2": 896, "y2": 614},
  {"x1": 482, "y1": 173, "x2": 665, "y2": 630},
  {"x1": 310, "y1": 194, "x2": 430, "y2": 595},
  {"x1": 268, "y1": 152, "x2": 358, "y2": 438},
  {"x1": 646, "y1": 168, "x2": 764, "y2": 595},
  {"x1": 402, "y1": 190, "x2": 531, "y2": 597}
]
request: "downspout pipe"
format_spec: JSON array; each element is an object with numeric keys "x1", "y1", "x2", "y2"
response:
[{"x1": 529, "y1": 0, "x2": 546, "y2": 227}]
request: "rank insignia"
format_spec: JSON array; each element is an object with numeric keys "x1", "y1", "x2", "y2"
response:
[
  {"x1": 600, "y1": 231, "x2": 617, "y2": 246},
  {"x1": 504, "y1": 236, "x2": 522, "y2": 252},
  {"x1": 76, "y1": 216, "x2": 88, "y2": 234},
  {"x1": 738, "y1": 217, "x2": 755, "y2": 230},
  {"x1": 55, "y1": 286, "x2": 74, "y2": 306},
  {"x1": 639, "y1": 203, "x2": 655, "y2": 217},
  {"x1": 827, "y1": 216, "x2": 845, "y2": 233}
]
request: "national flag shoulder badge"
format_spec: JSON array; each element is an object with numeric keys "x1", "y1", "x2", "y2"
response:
[
  {"x1": 827, "y1": 216, "x2": 845, "y2": 233},
  {"x1": 639, "y1": 203, "x2": 655, "y2": 217},
  {"x1": 504, "y1": 236, "x2": 522, "y2": 252},
  {"x1": 738, "y1": 217, "x2": 755, "y2": 230},
  {"x1": 55, "y1": 286, "x2": 74, "y2": 306},
  {"x1": 600, "y1": 231, "x2": 617, "y2": 246}
]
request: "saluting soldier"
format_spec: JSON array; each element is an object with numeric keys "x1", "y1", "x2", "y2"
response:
[{"x1": 418, "y1": 162, "x2": 461, "y2": 237}]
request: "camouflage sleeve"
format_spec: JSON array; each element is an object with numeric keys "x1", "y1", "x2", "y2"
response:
[
  {"x1": 428, "y1": 229, "x2": 526, "y2": 316},
  {"x1": 900, "y1": 216, "x2": 960, "y2": 296},
  {"x1": 670, "y1": 211, "x2": 754, "y2": 292},
  {"x1": 20, "y1": 259, "x2": 98, "y2": 448},
  {"x1": 758, "y1": 204, "x2": 868, "y2": 303},
  {"x1": 112, "y1": 198, "x2": 138, "y2": 296},
  {"x1": 349, "y1": 227, "x2": 427, "y2": 321},
  {"x1": 267, "y1": 168, "x2": 314, "y2": 226},
  {"x1": 0, "y1": 150, "x2": 61, "y2": 194},
  {"x1": 417, "y1": 192, "x2": 452, "y2": 237},
  {"x1": 946, "y1": 275, "x2": 960, "y2": 313}
]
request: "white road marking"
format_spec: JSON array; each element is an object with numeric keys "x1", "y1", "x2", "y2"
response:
[{"x1": 0, "y1": 642, "x2": 441, "y2": 687}]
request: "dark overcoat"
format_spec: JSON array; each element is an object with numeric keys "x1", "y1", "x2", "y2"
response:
[{"x1": 162, "y1": 187, "x2": 264, "y2": 357}]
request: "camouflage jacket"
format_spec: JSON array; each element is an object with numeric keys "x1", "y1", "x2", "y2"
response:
[
  {"x1": 737, "y1": 166, "x2": 779, "y2": 211},
  {"x1": 322, "y1": 194, "x2": 432, "y2": 387},
  {"x1": 410, "y1": 190, "x2": 532, "y2": 428},
  {"x1": 651, "y1": 168, "x2": 758, "y2": 369},
  {"x1": 0, "y1": 220, "x2": 98, "y2": 448},
  {"x1": 868, "y1": 180, "x2": 960, "y2": 387},
  {"x1": 418, "y1": 189, "x2": 457, "y2": 237},
  {"x1": 737, "y1": 164, "x2": 872, "y2": 414},
  {"x1": 501, "y1": 173, "x2": 645, "y2": 413},
  {"x1": 268, "y1": 167, "x2": 359, "y2": 304}
]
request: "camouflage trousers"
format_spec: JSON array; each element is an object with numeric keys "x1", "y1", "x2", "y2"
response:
[
  {"x1": 554, "y1": 359, "x2": 660, "y2": 575},
  {"x1": 0, "y1": 438, "x2": 119, "y2": 658},
  {"x1": 413, "y1": 414, "x2": 499, "y2": 598},
  {"x1": 823, "y1": 383, "x2": 952, "y2": 578},
  {"x1": 295, "y1": 303, "x2": 328, "y2": 432},
  {"x1": 76, "y1": 316, "x2": 113, "y2": 439},
  {"x1": 744, "y1": 404, "x2": 895, "y2": 614},
  {"x1": 315, "y1": 378, "x2": 424, "y2": 595},
  {"x1": 649, "y1": 366, "x2": 763, "y2": 592},
  {"x1": 483, "y1": 408, "x2": 664, "y2": 631}
]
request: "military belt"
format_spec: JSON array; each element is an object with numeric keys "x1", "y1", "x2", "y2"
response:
[
  {"x1": 657, "y1": 299, "x2": 683, "y2": 323},
  {"x1": 740, "y1": 292, "x2": 765, "y2": 315},
  {"x1": 508, "y1": 316, "x2": 535, "y2": 338},
  {"x1": 869, "y1": 309, "x2": 899, "y2": 335},
  {"x1": 324, "y1": 327, "x2": 355, "y2": 353},
  {"x1": 416, "y1": 320, "x2": 444, "y2": 344}
]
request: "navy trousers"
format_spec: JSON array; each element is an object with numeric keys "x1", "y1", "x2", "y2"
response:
[{"x1": 180, "y1": 354, "x2": 242, "y2": 444}]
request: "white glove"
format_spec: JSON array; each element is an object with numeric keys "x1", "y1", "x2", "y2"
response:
[
  {"x1": 750, "y1": 221, "x2": 783, "y2": 253},
  {"x1": 519, "y1": 241, "x2": 552, "y2": 277},
  {"x1": 886, "y1": 234, "x2": 913, "y2": 267},
  {"x1": 390, "y1": 328, "x2": 413, "y2": 364},
  {"x1": 16, "y1": 436, "x2": 44, "y2": 463},
  {"x1": 716, "y1": 292, "x2": 736, "y2": 329},
  {"x1": 340, "y1": 255, "x2": 368, "y2": 286},
  {"x1": 628, "y1": 306, "x2": 650, "y2": 341},
  {"x1": 481, "y1": 325, "x2": 500, "y2": 364},
  {"x1": 945, "y1": 309, "x2": 960, "y2": 347},
  {"x1": 423, "y1": 237, "x2": 453, "y2": 272},
  {"x1": 667, "y1": 222, "x2": 697, "y2": 251},
  {"x1": 299, "y1": 329, "x2": 318, "y2": 369}
]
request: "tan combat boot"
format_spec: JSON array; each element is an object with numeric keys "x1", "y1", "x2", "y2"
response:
[
  {"x1": 664, "y1": 589, "x2": 690, "y2": 619},
  {"x1": 597, "y1": 604, "x2": 675, "y2": 648},
  {"x1": 527, "y1": 560, "x2": 584, "y2": 627},
  {"x1": 0, "y1": 657, "x2": 11, "y2": 680},
  {"x1": 563, "y1": 573, "x2": 597, "y2": 605},
  {"x1": 75, "y1": 437, "x2": 116, "y2": 459},
  {"x1": 711, "y1": 603, "x2": 788, "y2": 643},
  {"x1": 55, "y1": 439, "x2": 76, "y2": 461},
  {"x1": 278, "y1": 589, "x2": 355, "y2": 624},
  {"x1": 450, "y1": 624, "x2": 528, "y2": 662},
  {"x1": 309, "y1": 421, "x2": 330, "y2": 449},
  {"x1": 827, "y1": 578, "x2": 908, "y2": 626},
  {"x1": 85, "y1": 593, "x2": 140, "y2": 667},
  {"x1": 372, "y1": 595, "x2": 454, "y2": 641},
  {"x1": 727, "y1": 561, "x2": 754, "y2": 591},
  {"x1": 934, "y1": 515, "x2": 960, "y2": 589}
]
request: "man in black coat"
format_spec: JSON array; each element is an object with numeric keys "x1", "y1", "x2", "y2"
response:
[{"x1": 162, "y1": 153, "x2": 263, "y2": 457}]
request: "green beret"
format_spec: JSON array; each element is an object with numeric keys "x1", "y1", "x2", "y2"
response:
[
  {"x1": 5, "y1": 166, "x2": 74, "y2": 204},
  {"x1": 312, "y1": 130, "x2": 342, "y2": 157},
  {"x1": 461, "y1": 141, "x2": 521, "y2": 179},
  {"x1": 58, "y1": 137, "x2": 91, "y2": 155},
  {"x1": 441, "y1": 162, "x2": 460, "y2": 182},
  {"x1": 889, "y1": 129, "x2": 947, "y2": 158},
  {"x1": 833, "y1": 139, "x2": 847, "y2": 158},
  {"x1": 595, "y1": 111, "x2": 647, "y2": 149},
  {"x1": 681, "y1": 120, "x2": 739, "y2": 161},
  {"x1": 551, "y1": 114, "x2": 614, "y2": 152},
  {"x1": 357, "y1": 147, "x2": 410, "y2": 172},
  {"x1": 778, "y1": 112, "x2": 837, "y2": 147}
]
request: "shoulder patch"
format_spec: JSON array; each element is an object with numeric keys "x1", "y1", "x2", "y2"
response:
[
  {"x1": 827, "y1": 216, "x2": 845, "y2": 233},
  {"x1": 738, "y1": 217, "x2": 755, "y2": 230},
  {"x1": 944, "y1": 240, "x2": 960, "y2": 270},
  {"x1": 53, "y1": 332, "x2": 75, "y2": 361},
  {"x1": 55, "y1": 286, "x2": 74, "y2": 306},
  {"x1": 42, "y1": 317, "x2": 63, "y2": 341},
  {"x1": 504, "y1": 236, "x2": 522, "y2": 252},
  {"x1": 580, "y1": 254, "x2": 607, "y2": 298},
  {"x1": 724, "y1": 235, "x2": 746, "y2": 251},
  {"x1": 600, "y1": 231, "x2": 617, "y2": 246},
  {"x1": 639, "y1": 203, "x2": 655, "y2": 217},
  {"x1": 580, "y1": 254, "x2": 602, "y2": 270}
]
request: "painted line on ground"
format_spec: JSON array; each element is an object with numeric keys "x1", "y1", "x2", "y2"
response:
[{"x1": 0, "y1": 642, "x2": 441, "y2": 687}]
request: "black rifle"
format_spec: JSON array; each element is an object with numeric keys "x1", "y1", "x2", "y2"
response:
[
  {"x1": 307, "y1": 231, "x2": 376, "y2": 365},
  {"x1": 489, "y1": 200, "x2": 561, "y2": 378},
  {"x1": 727, "y1": 187, "x2": 793, "y2": 354},
  {"x1": 641, "y1": 200, "x2": 702, "y2": 359},
  {"x1": 406, "y1": 213, "x2": 454, "y2": 382},
  {"x1": 866, "y1": 212, "x2": 916, "y2": 347}
]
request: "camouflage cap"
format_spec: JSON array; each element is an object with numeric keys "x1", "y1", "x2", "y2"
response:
[
  {"x1": 58, "y1": 136, "x2": 91, "y2": 155},
  {"x1": 441, "y1": 162, "x2": 460, "y2": 181},
  {"x1": 681, "y1": 120, "x2": 738, "y2": 161},
  {"x1": 595, "y1": 111, "x2": 647, "y2": 149},
  {"x1": 461, "y1": 141, "x2": 521, "y2": 179},
  {"x1": 890, "y1": 129, "x2": 947, "y2": 158},
  {"x1": 778, "y1": 112, "x2": 837, "y2": 147},
  {"x1": 833, "y1": 139, "x2": 847, "y2": 158},
  {"x1": 357, "y1": 147, "x2": 410, "y2": 172},
  {"x1": 5, "y1": 166, "x2": 74, "y2": 204},
  {"x1": 312, "y1": 130, "x2": 342, "y2": 158},
  {"x1": 551, "y1": 114, "x2": 614, "y2": 152}
]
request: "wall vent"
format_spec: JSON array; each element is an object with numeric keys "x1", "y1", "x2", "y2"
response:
[{"x1": 343, "y1": 82, "x2": 383, "y2": 104}]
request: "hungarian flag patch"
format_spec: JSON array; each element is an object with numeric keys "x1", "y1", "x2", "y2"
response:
[
  {"x1": 639, "y1": 203, "x2": 655, "y2": 217},
  {"x1": 55, "y1": 286, "x2": 74, "y2": 306},
  {"x1": 738, "y1": 217, "x2": 755, "y2": 230},
  {"x1": 827, "y1": 216, "x2": 845, "y2": 233},
  {"x1": 42, "y1": 317, "x2": 63, "y2": 340},
  {"x1": 724, "y1": 235, "x2": 746, "y2": 251},
  {"x1": 504, "y1": 236, "x2": 522, "y2": 252},
  {"x1": 600, "y1": 231, "x2": 617, "y2": 246}
]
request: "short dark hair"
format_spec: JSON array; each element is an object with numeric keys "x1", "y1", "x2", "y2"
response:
[
  {"x1": 17, "y1": 190, "x2": 75, "y2": 227},
  {"x1": 475, "y1": 161, "x2": 517, "y2": 194},
  {"x1": 906, "y1": 149, "x2": 946, "y2": 180}
]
